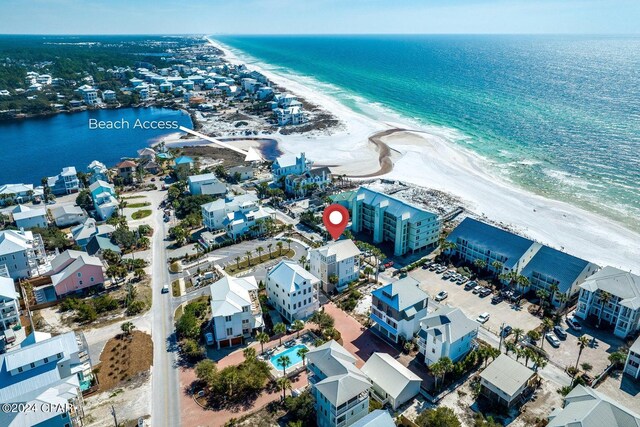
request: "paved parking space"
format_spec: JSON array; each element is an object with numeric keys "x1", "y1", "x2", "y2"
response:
[
  {"x1": 409, "y1": 268, "x2": 541, "y2": 335},
  {"x1": 596, "y1": 371, "x2": 640, "y2": 413}
]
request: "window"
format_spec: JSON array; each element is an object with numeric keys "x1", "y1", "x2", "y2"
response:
[
  {"x1": 30, "y1": 363, "x2": 35, "y2": 368},
  {"x1": 77, "y1": 272, "x2": 82, "y2": 278},
  {"x1": 79, "y1": 280, "x2": 83, "y2": 285},
  {"x1": 226, "y1": 328, "x2": 233, "y2": 335},
  {"x1": 225, "y1": 315, "x2": 232, "y2": 322},
  {"x1": 17, "y1": 367, "x2": 23, "y2": 372},
  {"x1": 44, "y1": 357, "x2": 49, "y2": 363}
]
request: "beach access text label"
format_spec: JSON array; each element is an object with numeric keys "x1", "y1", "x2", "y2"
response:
[{"x1": 88, "y1": 118, "x2": 180, "y2": 130}]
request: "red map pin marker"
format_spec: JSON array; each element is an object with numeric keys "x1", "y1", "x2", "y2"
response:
[{"x1": 323, "y1": 204, "x2": 349, "y2": 240}]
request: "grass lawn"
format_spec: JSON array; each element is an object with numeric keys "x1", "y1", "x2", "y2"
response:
[
  {"x1": 121, "y1": 195, "x2": 146, "y2": 200},
  {"x1": 225, "y1": 249, "x2": 295, "y2": 274},
  {"x1": 171, "y1": 280, "x2": 181, "y2": 297},
  {"x1": 96, "y1": 331, "x2": 153, "y2": 391},
  {"x1": 127, "y1": 202, "x2": 151, "y2": 208},
  {"x1": 131, "y1": 209, "x2": 152, "y2": 219}
]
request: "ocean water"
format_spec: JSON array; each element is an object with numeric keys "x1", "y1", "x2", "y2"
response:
[
  {"x1": 215, "y1": 35, "x2": 640, "y2": 231},
  {"x1": 1, "y1": 107, "x2": 192, "y2": 185}
]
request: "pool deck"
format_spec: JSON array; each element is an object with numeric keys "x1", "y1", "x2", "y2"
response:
[{"x1": 263, "y1": 333, "x2": 317, "y2": 378}]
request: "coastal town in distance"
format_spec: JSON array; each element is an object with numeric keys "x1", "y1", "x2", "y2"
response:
[{"x1": 1, "y1": 8, "x2": 640, "y2": 427}]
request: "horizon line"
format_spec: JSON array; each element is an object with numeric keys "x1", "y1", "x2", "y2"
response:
[{"x1": 1, "y1": 32, "x2": 639, "y2": 37}]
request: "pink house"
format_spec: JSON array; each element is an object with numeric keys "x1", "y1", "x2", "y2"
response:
[{"x1": 48, "y1": 250, "x2": 105, "y2": 297}]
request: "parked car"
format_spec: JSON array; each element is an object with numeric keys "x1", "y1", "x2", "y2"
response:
[
  {"x1": 501, "y1": 325, "x2": 513, "y2": 337},
  {"x1": 476, "y1": 312, "x2": 490, "y2": 324},
  {"x1": 491, "y1": 295, "x2": 504, "y2": 304},
  {"x1": 464, "y1": 281, "x2": 477, "y2": 291},
  {"x1": 435, "y1": 291, "x2": 448, "y2": 302},
  {"x1": 442, "y1": 272, "x2": 452, "y2": 280},
  {"x1": 457, "y1": 276, "x2": 469, "y2": 285},
  {"x1": 437, "y1": 266, "x2": 447, "y2": 274},
  {"x1": 162, "y1": 284, "x2": 169, "y2": 294},
  {"x1": 554, "y1": 325, "x2": 568, "y2": 339},
  {"x1": 479, "y1": 288, "x2": 492, "y2": 297},
  {"x1": 205, "y1": 332, "x2": 214, "y2": 346},
  {"x1": 581, "y1": 373, "x2": 594, "y2": 386},
  {"x1": 545, "y1": 333, "x2": 561, "y2": 348},
  {"x1": 449, "y1": 274, "x2": 459, "y2": 282},
  {"x1": 429, "y1": 263, "x2": 440, "y2": 271},
  {"x1": 566, "y1": 316, "x2": 582, "y2": 331},
  {"x1": 472, "y1": 285, "x2": 483, "y2": 294}
]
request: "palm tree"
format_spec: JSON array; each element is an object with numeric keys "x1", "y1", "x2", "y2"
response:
[
  {"x1": 274, "y1": 322, "x2": 286, "y2": 345},
  {"x1": 431, "y1": 357, "x2": 453, "y2": 390},
  {"x1": 245, "y1": 250, "x2": 252, "y2": 266},
  {"x1": 235, "y1": 256, "x2": 241, "y2": 269},
  {"x1": 523, "y1": 348, "x2": 535, "y2": 367},
  {"x1": 267, "y1": 243, "x2": 273, "y2": 258},
  {"x1": 484, "y1": 347, "x2": 500, "y2": 367},
  {"x1": 256, "y1": 246, "x2": 264, "y2": 261},
  {"x1": 285, "y1": 238, "x2": 292, "y2": 251},
  {"x1": 516, "y1": 275, "x2": 530, "y2": 299},
  {"x1": 474, "y1": 258, "x2": 488, "y2": 271},
  {"x1": 490, "y1": 260, "x2": 503, "y2": 277},
  {"x1": 575, "y1": 335, "x2": 590, "y2": 370},
  {"x1": 256, "y1": 332, "x2": 270, "y2": 354},
  {"x1": 243, "y1": 347, "x2": 256, "y2": 361},
  {"x1": 277, "y1": 377, "x2": 291, "y2": 400},
  {"x1": 597, "y1": 291, "x2": 613, "y2": 327},
  {"x1": 292, "y1": 320, "x2": 304, "y2": 338},
  {"x1": 438, "y1": 239, "x2": 457, "y2": 261},
  {"x1": 276, "y1": 241, "x2": 284, "y2": 256},
  {"x1": 608, "y1": 351, "x2": 627, "y2": 367},
  {"x1": 548, "y1": 283, "x2": 560, "y2": 307},
  {"x1": 536, "y1": 289, "x2": 550, "y2": 315},
  {"x1": 505, "y1": 341, "x2": 516, "y2": 356},
  {"x1": 277, "y1": 355, "x2": 291, "y2": 376},
  {"x1": 297, "y1": 347, "x2": 309, "y2": 366},
  {"x1": 512, "y1": 328, "x2": 524, "y2": 344},
  {"x1": 532, "y1": 354, "x2": 548, "y2": 372},
  {"x1": 540, "y1": 318, "x2": 554, "y2": 349}
]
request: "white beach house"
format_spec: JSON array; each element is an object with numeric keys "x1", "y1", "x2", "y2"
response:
[
  {"x1": 417, "y1": 306, "x2": 478, "y2": 366},
  {"x1": 266, "y1": 260, "x2": 320, "y2": 322},
  {"x1": 0, "y1": 276, "x2": 19, "y2": 332},
  {"x1": 0, "y1": 229, "x2": 46, "y2": 280},
  {"x1": 309, "y1": 239, "x2": 361, "y2": 294},
  {"x1": 361, "y1": 352, "x2": 421, "y2": 410}
]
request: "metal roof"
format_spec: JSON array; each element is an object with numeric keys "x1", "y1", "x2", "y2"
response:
[
  {"x1": 372, "y1": 277, "x2": 428, "y2": 312},
  {"x1": 311, "y1": 239, "x2": 361, "y2": 263},
  {"x1": 419, "y1": 306, "x2": 478, "y2": 343},
  {"x1": 520, "y1": 245, "x2": 595, "y2": 294},
  {"x1": 361, "y1": 353, "x2": 420, "y2": 400},
  {"x1": 479, "y1": 354, "x2": 534, "y2": 398},
  {"x1": 351, "y1": 410, "x2": 395, "y2": 427},
  {"x1": 267, "y1": 260, "x2": 319, "y2": 294},
  {"x1": 208, "y1": 276, "x2": 258, "y2": 317},
  {"x1": 579, "y1": 267, "x2": 640, "y2": 309}
]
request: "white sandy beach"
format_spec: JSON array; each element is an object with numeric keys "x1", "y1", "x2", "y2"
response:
[{"x1": 208, "y1": 37, "x2": 640, "y2": 272}]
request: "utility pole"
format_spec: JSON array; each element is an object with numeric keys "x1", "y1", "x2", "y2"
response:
[
  {"x1": 110, "y1": 405, "x2": 118, "y2": 427},
  {"x1": 498, "y1": 322, "x2": 505, "y2": 353}
]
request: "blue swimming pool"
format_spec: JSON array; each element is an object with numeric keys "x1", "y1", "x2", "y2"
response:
[{"x1": 270, "y1": 344, "x2": 308, "y2": 369}]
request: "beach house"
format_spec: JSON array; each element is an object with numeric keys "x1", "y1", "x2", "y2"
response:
[
  {"x1": 0, "y1": 183, "x2": 42, "y2": 206},
  {"x1": 547, "y1": 385, "x2": 640, "y2": 426},
  {"x1": 574, "y1": 266, "x2": 640, "y2": 338},
  {"x1": 274, "y1": 106, "x2": 306, "y2": 126},
  {"x1": 44, "y1": 250, "x2": 105, "y2": 298},
  {"x1": 89, "y1": 180, "x2": 118, "y2": 220},
  {"x1": 188, "y1": 173, "x2": 227, "y2": 196},
  {"x1": 77, "y1": 84, "x2": 98, "y2": 105},
  {"x1": 417, "y1": 306, "x2": 478, "y2": 366},
  {"x1": 51, "y1": 205, "x2": 87, "y2": 228},
  {"x1": 71, "y1": 218, "x2": 116, "y2": 249},
  {"x1": 207, "y1": 276, "x2": 264, "y2": 349},
  {"x1": 0, "y1": 331, "x2": 92, "y2": 427},
  {"x1": 272, "y1": 152, "x2": 311, "y2": 182},
  {"x1": 266, "y1": 260, "x2": 320, "y2": 322},
  {"x1": 173, "y1": 156, "x2": 194, "y2": 179},
  {"x1": 137, "y1": 147, "x2": 156, "y2": 162},
  {"x1": 201, "y1": 194, "x2": 275, "y2": 240},
  {"x1": 115, "y1": 160, "x2": 137, "y2": 184},
  {"x1": 102, "y1": 89, "x2": 116, "y2": 102},
  {"x1": 11, "y1": 205, "x2": 48, "y2": 229},
  {"x1": 361, "y1": 352, "x2": 421, "y2": 410},
  {"x1": 285, "y1": 166, "x2": 332, "y2": 196},
  {"x1": 306, "y1": 340, "x2": 371, "y2": 427},
  {"x1": 47, "y1": 166, "x2": 80, "y2": 195},
  {"x1": 87, "y1": 160, "x2": 110, "y2": 183},
  {"x1": 85, "y1": 235, "x2": 121, "y2": 258},
  {"x1": 227, "y1": 165, "x2": 254, "y2": 181},
  {"x1": 0, "y1": 229, "x2": 46, "y2": 280},
  {"x1": 309, "y1": 239, "x2": 361, "y2": 293},
  {"x1": 370, "y1": 277, "x2": 429, "y2": 344},
  {"x1": 351, "y1": 410, "x2": 395, "y2": 427},
  {"x1": 0, "y1": 276, "x2": 19, "y2": 332},
  {"x1": 351, "y1": 187, "x2": 441, "y2": 257},
  {"x1": 479, "y1": 354, "x2": 536, "y2": 408},
  {"x1": 624, "y1": 336, "x2": 640, "y2": 380}
]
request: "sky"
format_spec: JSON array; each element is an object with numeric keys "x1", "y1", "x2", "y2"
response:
[{"x1": 1, "y1": 0, "x2": 639, "y2": 35}]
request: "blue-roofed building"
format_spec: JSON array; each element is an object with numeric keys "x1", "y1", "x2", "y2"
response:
[
  {"x1": 370, "y1": 277, "x2": 429, "y2": 344},
  {"x1": 520, "y1": 245, "x2": 598, "y2": 305},
  {"x1": 0, "y1": 331, "x2": 92, "y2": 427},
  {"x1": 352, "y1": 187, "x2": 441, "y2": 257},
  {"x1": 174, "y1": 156, "x2": 194, "y2": 179},
  {"x1": 445, "y1": 217, "x2": 541, "y2": 275}
]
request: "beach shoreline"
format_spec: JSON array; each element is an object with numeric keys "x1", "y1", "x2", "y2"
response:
[{"x1": 204, "y1": 37, "x2": 640, "y2": 272}]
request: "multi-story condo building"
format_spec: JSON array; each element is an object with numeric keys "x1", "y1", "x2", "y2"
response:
[
  {"x1": 418, "y1": 306, "x2": 478, "y2": 366},
  {"x1": 370, "y1": 277, "x2": 429, "y2": 343},
  {"x1": 201, "y1": 194, "x2": 275, "y2": 240},
  {"x1": 0, "y1": 276, "x2": 19, "y2": 331},
  {"x1": 548, "y1": 385, "x2": 640, "y2": 426},
  {"x1": 266, "y1": 260, "x2": 320, "y2": 322},
  {"x1": 271, "y1": 152, "x2": 311, "y2": 182},
  {"x1": 309, "y1": 239, "x2": 361, "y2": 294},
  {"x1": 0, "y1": 331, "x2": 93, "y2": 427},
  {"x1": 0, "y1": 229, "x2": 46, "y2": 280},
  {"x1": 446, "y1": 217, "x2": 598, "y2": 304},
  {"x1": 575, "y1": 267, "x2": 640, "y2": 338},
  {"x1": 207, "y1": 276, "x2": 263, "y2": 349},
  {"x1": 624, "y1": 336, "x2": 640, "y2": 380},
  {"x1": 351, "y1": 187, "x2": 441, "y2": 256},
  {"x1": 306, "y1": 340, "x2": 371, "y2": 427},
  {"x1": 47, "y1": 166, "x2": 80, "y2": 195}
]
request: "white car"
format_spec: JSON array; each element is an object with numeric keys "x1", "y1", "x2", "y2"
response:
[
  {"x1": 476, "y1": 312, "x2": 490, "y2": 324},
  {"x1": 566, "y1": 316, "x2": 582, "y2": 331},
  {"x1": 162, "y1": 284, "x2": 169, "y2": 294},
  {"x1": 435, "y1": 291, "x2": 448, "y2": 301},
  {"x1": 545, "y1": 333, "x2": 561, "y2": 348}
]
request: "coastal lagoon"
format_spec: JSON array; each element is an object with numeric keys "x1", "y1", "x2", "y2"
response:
[{"x1": 1, "y1": 107, "x2": 192, "y2": 185}]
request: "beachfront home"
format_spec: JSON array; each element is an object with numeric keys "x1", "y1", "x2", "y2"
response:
[
  {"x1": 272, "y1": 152, "x2": 311, "y2": 182},
  {"x1": 159, "y1": 81, "x2": 173, "y2": 93},
  {"x1": 0, "y1": 183, "x2": 42, "y2": 206},
  {"x1": 102, "y1": 89, "x2": 116, "y2": 102},
  {"x1": 0, "y1": 276, "x2": 19, "y2": 332},
  {"x1": 115, "y1": 160, "x2": 137, "y2": 184},
  {"x1": 306, "y1": 340, "x2": 371, "y2": 427},
  {"x1": 266, "y1": 260, "x2": 320, "y2": 322},
  {"x1": 207, "y1": 276, "x2": 264, "y2": 349},
  {"x1": 227, "y1": 165, "x2": 254, "y2": 181},
  {"x1": 188, "y1": 173, "x2": 227, "y2": 196},
  {"x1": 173, "y1": 156, "x2": 194, "y2": 179},
  {"x1": 51, "y1": 205, "x2": 87, "y2": 228},
  {"x1": 11, "y1": 205, "x2": 48, "y2": 229},
  {"x1": 87, "y1": 160, "x2": 110, "y2": 183},
  {"x1": 285, "y1": 167, "x2": 332, "y2": 197},
  {"x1": 201, "y1": 194, "x2": 275, "y2": 240},
  {"x1": 0, "y1": 331, "x2": 92, "y2": 427},
  {"x1": 45, "y1": 250, "x2": 105, "y2": 298},
  {"x1": 47, "y1": 166, "x2": 80, "y2": 195},
  {"x1": 417, "y1": 306, "x2": 478, "y2": 366},
  {"x1": 77, "y1": 84, "x2": 98, "y2": 105},
  {"x1": 85, "y1": 235, "x2": 121, "y2": 258},
  {"x1": 351, "y1": 410, "x2": 395, "y2": 427},
  {"x1": 89, "y1": 180, "x2": 118, "y2": 220},
  {"x1": 256, "y1": 86, "x2": 274, "y2": 100},
  {"x1": 361, "y1": 352, "x2": 421, "y2": 410},
  {"x1": 479, "y1": 354, "x2": 536, "y2": 408},
  {"x1": 309, "y1": 239, "x2": 361, "y2": 294},
  {"x1": 547, "y1": 384, "x2": 640, "y2": 426},
  {"x1": 71, "y1": 218, "x2": 116, "y2": 249},
  {"x1": 137, "y1": 147, "x2": 157, "y2": 162},
  {"x1": 574, "y1": 266, "x2": 640, "y2": 338},
  {"x1": 624, "y1": 336, "x2": 640, "y2": 380},
  {"x1": 275, "y1": 106, "x2": 306, "y2": 126},
  {"x1": 0, "y1": 229, "x2": 46, "y2": 280},
  {"x1": 370, "y1": 277, "x2": 429, "y2": 344},
  {"x1": 352, "y1": 187, "x2": 441, "y2": 257}
]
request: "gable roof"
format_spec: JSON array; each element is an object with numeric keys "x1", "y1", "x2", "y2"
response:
[
  {"x1": 351, "y1": 410, "x2": 395, "y2": 427},
  {"x1": 116, "y1": 160, "x2": 137, "y2": 169},
  {"x1": 86, "y1": 235, "x2": 121, "y2": 256},
  {"x1": 361, "y1": 353, "x2": 420, "y2": 400},
  {"x1": 188, "y1": 173, "x2": 220, "y2": 184},
  {"x1": 267, "y1": 260, "x2": 319, "y2": 293},
  {"x1": 418, "y1": 306, "x2": 478, "y2": 343},
  {"x1": 51, "y1": 205, "x2": 84, "y2": 218},
  {"x1": 372, "y1": 277, "x2": 428, "y2": 312},
  {"x1": 208, "y1": 276, "x2": 258, "y2": 317},
  {"x1": 49, "y1": 251, "x2": 103, "y2": 286},
  {"x1": 579, "y1": 267, "x2": 640, "y2": 309},
  {"x1": 520, "y1": 246, "x2": 595, "y2": 294},
  {"x1": 0, "y1": 230, "x2": 34, "y2": 255},
  {"x1": 356, "y1": 187, "x2": 438, "y2": 223},
  {"x1": 480, "y1": 354, "x2": 534, "y2": 398},
  {"x1": 174, "y1": 156, "x2": 193, "y2": 165},
  {"x1": 446, "y1": 217, "x2": 536, "y2": 269},
  {"x1": 0, "y1": 276, "x2": 18, "y2": 301},
  {"x1": 12, "y1": 206, "x2": 47, "y2": 222},
  {"x1": 312, "y1": 239, "x2": 361, "y2": 262}
]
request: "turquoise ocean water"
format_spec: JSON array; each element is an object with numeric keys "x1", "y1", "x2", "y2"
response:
[{"x1": 214, "y1": 35, "x2": 640, "y2": 231}]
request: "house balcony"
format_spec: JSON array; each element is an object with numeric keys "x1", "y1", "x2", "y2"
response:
[
  {"x1": 370, "y1": 312, "x2": 398, "y2": 335},
  {"x1": 334, "y1": 392, "x2": 368, "y2": 416}
]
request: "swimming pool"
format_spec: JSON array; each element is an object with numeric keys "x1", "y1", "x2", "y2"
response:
[{"x1": 269, "y1": 344, "x2": 308, "y2": 369}]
